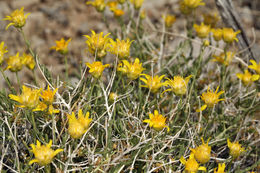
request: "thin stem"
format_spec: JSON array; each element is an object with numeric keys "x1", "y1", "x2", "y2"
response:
[
  {"x1": 64, "y1": 55, "x2": 69, "y2": 82},
  {"x1": 15, "y1": 72, "x2": 21, "y2": 88}
]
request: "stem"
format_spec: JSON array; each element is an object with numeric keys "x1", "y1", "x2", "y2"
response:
[
  {"x1": 15, "y1": 71, "x2": 21, "y2": 89},
  {"x1": 51, "y1": 111, "x2": 56, "y2": 144},
  {"x1": 64, "y1": 55, "x2": 69, "y2": 82}
]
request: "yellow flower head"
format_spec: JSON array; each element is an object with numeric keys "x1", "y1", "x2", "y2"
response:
[
  {"x1": 140, "y1": 74, "x2": 167, "y2": 93},
  {"x1": 248, "y1": 60, "x2": 260, "y2": 75},
  {"x1": 180, "y1": 153, "x2": 207, "y2": 173},
  {"x1": 179, "y1": 1, "x2": 192, "y2": 15},
  {"x1": 190, "y1": 138, "x2": 211, "y2": 164},
  {"x1": 109, "y1": 92, "x2": 118, "y2": 101},
  {"x1": 196, "y1": 86, "x2": 225, "y2": 112},
  {"x1": 130, "y1": 0, "x2": 144, "y2": 9},
  {"x1": 163, "y1": 14, "x2": 176, "y2": 28},
  {"x1": 211, "y1": 28, "x2": 223, "y2": 42},
  {"x1": 5, "y1": 52, "x2": 24, "y2": 72},
  {"x1": 29, "y1": 140, "x2": 63, "y2": 166},
  {"x1": 109, "y1": 38, "x2": 134, "y2": 59},
  {"x1": 9, "y1": 85, "x2": 41, "y2": 109},
  {"x1": 236, "y1": 69, "x2": 259, "y2": 86},
  {"x1": 110, "y1": 8, "x2": 125, "y2": 17},
  {"x1": 118, "y1": 58, "x2": 145, "y2": 80},
  {"x1": 22, "y1": 53, "x2": 35, "y2": 70},
  {"x1": 4, "y1": 7, "x2": 30, "y2": 30},
  {"x1": 86, "y1": 61, "x2": 110, "y2": 78},
  {"x1": 193, "y1": 22, "x2": 211, "y2": 39},
  {"x1": 67, "y1": 110, "x2": 92, "y2": 139},
  {"x1": 163, "y1": 75, "x2": 192, "y2": 96},
  {"x1": 0, "y1": 41, "x2": 8, "y2": 64},
  {"x1": 227, "y1": 139, "x2": 245, "y2": 159},
  {"x1": 222, "y1": 28, "x2": 240, "y2": 43},
  {"x1": 182, "y1": 0, "x2": 205, "y2": 9},
  {"x1": 41, "y1": 85, "x2": 58, "y2": 105},
  {"x1": 214, "y1": 163, "x2": 226, "y2": 173},
  {"x1": 86, "y1": 0, "x2": 106, "y2": 12},
  {"x1": 34, "y1": 102, "x2": 60, "y2": 114},
  {"x1": 203, "y1": 13, "x2": 220, "y2": 28},
  {"x1": 212, "y1": 51, "x2": 235, "y2": 66},
  {"x1": 143, "y1": 110, "x2": 169, "y2": 132},
  {"x1": 50, "y1": 38, "x2": 71, "y2": 55},
  {"x1": 107, "y1": 1, "x2": 118, "y2": 9},
  {"x1": 84, "y1": 30, "x2": 111, "y2": 58}
]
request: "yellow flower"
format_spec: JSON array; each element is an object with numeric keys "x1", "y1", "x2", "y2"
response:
[
  {"x1": 109, "y1": 92, "x2": 118, "y2": 101},
  {"x1": 107, "y1": 1, "x2": 118, "y2": 9},
  {"x1": 193, "y1": 22, "x2": 211, "y2": 39},
  {"x1": 203, "y1": 40, "x2": 210, "y2": 47},
  {"x1": 179, "y1": 1, "x2": 192, "y2": 15},
  {"x1": 84, "y1": 30, "x2": 111, "y2": 58},
  {"x1": 4, "y1": 7, "x2": 30, "y2": 30},
  {"x1": 236, "y1": 69, "x2": 259, "y2": 86},
  {"x1": 85, "y1": 61, "x2": 110, "y2": 78},
  {"x1": 140, "y1": 74, "x2": 167, "y2": 93},
  {"x1": 5, "y1": 52, "x2": 24, "y2": 72},
  {"x1": 29, "y1": 140, "x2": 63, "y2": 166},
  {"x1": 222, "y1": 28, "x2": 240, "y2": 43},
  {"x1": 162, "y1": 75, "x2": 192, "y2": 96},
  {"x1": 211, "y1": 28, "x2": 223, "y2": 42},
  {"x1": 22, "y1": 53, "x2": 35, "y2": 70},
  {"x1": 163, "y1": 14, "x2": 176, "y2": 28},
  {"x1": 130, "y1": 0, "x2": 144, "y2": 9},
  {"x1": 67, "y1": 109, "x2": 92, "y2": 139},
  {"x1": 119, "y1": 58, "x2": 145, "y2": 80},
  {"x1": 143, "y1": 110, "x2": 169, "y2": 132},
  {"x1": 86, "y1": 0, "x2": 106, "y2": 12},
  {"x1": 110, "y1": 8, "x2": 125, "y2": 17},
  {"x1": 227, "y1": 139, "x2": 245, "y2": 159},
  {"x1": 117, "y1": 0, "x2": 126, "y2": 4},
  {"x1": 9, "y1": 85, "x2": 41, "y2": 109},
  {"x1": 196, "y1": 86, "x2": 225, "y2": 112},
  {"x1": 212, "y1": 51, "x2": 235, "y2": 66},
  {"x1": 41, "y1": 85, "x2": 58, "y2": 105},
  {"x1": 214, "y1": 163, "x2": 226, "y2": 173},
  {"x1": 248, "y1": 60, "x2": 260, "y2": 74},
  {"x1": 203, "y1": 13, "x2": 220, "y2": 28},
  {"x1": 190, "y1": 138, "x2": 211, "y2": 164},
  {"x1": 180, "y1": 153, "x2": 207, "y2": 173},
  {"x1": 140, "y1": 10, "x2": 146, "y2": 19},
  {"x1": 109, "y1": 38, "x2": 134, "y2": 59},
  {"x1": 50, "y1": 38, "x2": 71, "y2": 55},
  {"x1": 182, "y1": 0, "x2": 205, "y2": 9},
  {"x1": 33, "y1": 102, "x2": 60, "y2": 114},
  {"x1": 0, "y1": 41, "x2": 8, "y2": 64}
]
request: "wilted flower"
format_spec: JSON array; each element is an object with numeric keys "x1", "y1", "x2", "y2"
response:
[
  {"x1": 0, "y1": 41, "x2": 8, "y2": 64},
  {"x1": 212, "y1": 51, "x2": 235, "y2": 66},
  {"x1": 130, "y1": 0, "x2": 144, "y2": 9},
  {"x1": 222, "y1": 28, "x2": 240, "y2": 43},
  {"x1": 41, "y1": 85, "x2": 58, "y2": 105},
  {"x1": 194, "y1": 23, "x2": 211, "y2": 39},
  {"x1": 86, "y1": 61, "x2": 110, "y2": 78},
  {"x1": 4, "y1": 7, "x2": 30, "y2": 30},
  {"x1": 50, "y1": 38, "x2": 71, "y2": 55},
  {"x1": 203, "y1": 13, "x2": 220, "y2": 28},
  {"x1": 236, "y1": 69, "x2": 259, "y2": 86},
  {"x1": 190, "y1": 138, "x2": 211, "y2": 164},
  {"x1": 180, "y1": 153, "x2": 207, "y2": 173},
  {"x1": 5, "y1": 52, "x2": 24, "y2": 72},
  {"x1": 248, "y1": 60, "x2": 260, "y2": 75},
  {"x1": 214, "y1": 163, "x2": 226, "y2": 173},
  {"x1": 109, "y1": 38, "x2": 133, "y2": 59},
  {"x1": 140, "y1": 74, "x2": 167, "y2": 93},
  {"x1": 22, "y1": 53, "x2": 35, "y2": 70},
  {"x1": 211, "y1": 28, "x2": 223, "y2": 42},
  {"x1": 196, "y1": 86, "x2": 225, "y2": 112},
  {"x1": 29, "y1": 140, "x2": 63, "y2": 166},
  {"x1": 163, "y1": 14, "x2": 176, "y2": 28},
  {"x1": 118, "y1": 58, "x2": 145, "y2": 80},
  {"x1": 143, "y1": 110, "x2": 169, "y2": 132},
  {"x1": 227, "y1": 139, "x2": 245, "y2": 159},
  {"x1": 86, "y1": 0, "x2": 106, "y2": 12}
]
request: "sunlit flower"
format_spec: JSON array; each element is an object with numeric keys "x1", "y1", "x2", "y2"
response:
[
  {"x1": 140, "y1": 74, "x2": 167, "y2": 93},
  {"x1": 110, "y1": 8, "x2": 124, "y2": 17},
  {"x1": 236, "y1": 69, "x2": 259, "y2": 86},
  {"x1": 143, "y1": 110, "x2": 169, "y2": 132},
  {"x1": 29, "y1": 140, "x2": 63, "y2": 166},
  {"x1": 190, "y1": 138, "x2": 211, "y2": 164},
  {"x1": 162, "y1": 75, "x2": 192, "y2": 96},
  {"x1": 222, "y1": 28, "x2": 240, "y2": 43},
  {"x1": 9, "y1": 85, "x2": 41, "y2": 109},
  {"x1": 0, "y1": 41, "x2": 8, "y2": 64},
  {"x1": 5, "y1": 52, "x2": 24, "y2": 72},
  {"x1": 33, "y1": 102, "x2": 60, "y2": 114},
  {"x1": 248, "y1": 60, "x2": 260, "y2": 74},
  {"x1": 67, "y1": 109, "x2": 92, "y2": 139},
  {"x1": 4, "y1": 7, "x2": 30, "y2": 30},
  {"x1": 107, "y1": 1, "x2": 118, "y2": 9},
  {"x1": 84, "y1": 30, "x2": 111, "y2": 58},
  {"x1": 163, "y1": 14, "x2": 176, "y2": 28},
  {"x1": 181, "y1": 0, "x2": 205, "y2": 9},
  {"x1": 196, "y1": 86, "x2": 225, "y2": 112},
  {"x1": 193, "y1": 22, "x2": 211, "y2": 39},
  {"x1": 50, "y1": 38, "x2": 71, "y2": 55},
  {"x1": 41, "y1": 85, "x2": 58, "y2": 105},
  {"x1": 203, "y1": 13, "x2": 220, "y2": 28},
  {"x1": 86, "y1": 61, "x2": 110, "y2": 78},
  {"x1": 212, "y1": 51, "x2": 235, "y2": 66},
  {"x1": 109, "y1": 38, "x2": 133, "y2": 59},
  {"x1": 214, "y1": 163, "x2": 226, "y2": 173},
  {"x1": 203, "y1": 40, "x2": 210, "y2": 47},
  {"x1": 118, "y1": 58, "x2": 145, "y2": 80},
  {"x1": 22, "y1": 53, "x2": 35, "y2": 70},
  {"x1": 130, "y1": 0, "x2": 144, "y2": 9},
  {"x1": 180, "y1": 153, "x2": 207, "y2": 173},
  {"x1": 211, "y1": 28, "x2": 223, "y2": 42},
  {"x1": 86, "y1": 0, "x2": 106, "y2": 12},
  {"x1": 227, "y1": 139, "x2": 245, "y2": 159}
]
